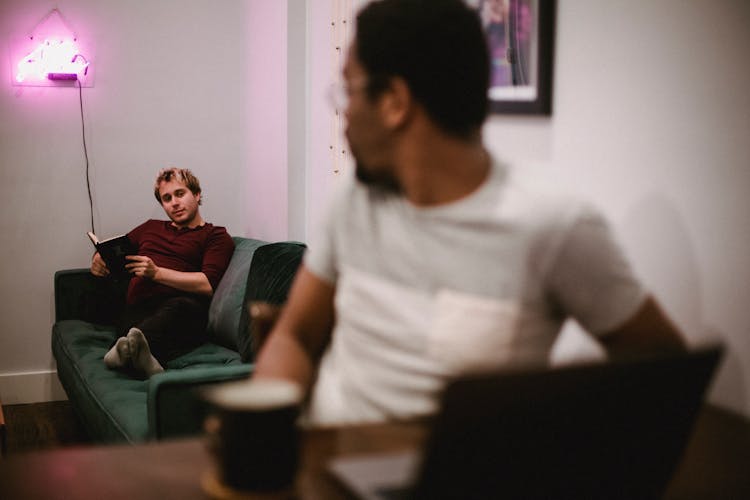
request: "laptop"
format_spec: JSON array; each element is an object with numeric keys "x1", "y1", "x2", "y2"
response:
[{"x1": 328, "y1": 344, "x2": 724, "y2": 500}]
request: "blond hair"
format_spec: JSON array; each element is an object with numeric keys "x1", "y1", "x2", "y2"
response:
[{"x1": 153, "y1": 167, "x2": 202, "y2": 205}]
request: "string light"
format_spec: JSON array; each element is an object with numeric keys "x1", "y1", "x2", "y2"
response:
[{"x1": 329, "y1": 0, "x2": 353, "y2": 176}]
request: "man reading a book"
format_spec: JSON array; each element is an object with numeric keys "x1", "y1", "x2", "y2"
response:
[{"x1": 91, "y1": 167, "x2": 234, "y2": 377}]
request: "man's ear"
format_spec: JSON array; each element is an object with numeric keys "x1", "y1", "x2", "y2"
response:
[{"x1": 380, "y1": 77, "x2": 413, "y2": 129}]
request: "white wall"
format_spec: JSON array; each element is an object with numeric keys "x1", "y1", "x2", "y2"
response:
[
  {"x1": 2, "y1": 0, "x2": 749, "y2": 419},
  {"x1": 485, "y1": 0, "x2": 750, "y2": 416},
  {"x1": 242, "y1": 0, "x2": 308, "y2": 243},
  {"x1": 243, "y1": 0, "x2": 290, "y2": 242}
]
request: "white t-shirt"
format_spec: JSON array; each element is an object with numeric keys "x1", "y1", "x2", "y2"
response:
[{"x1": 304, "y1": 159, "x2": 646, "y2": 425}]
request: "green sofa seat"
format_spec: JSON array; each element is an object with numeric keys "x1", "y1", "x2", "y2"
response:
[{"x1": 51, "y1": 237, "x2": 306, "y2": 444}]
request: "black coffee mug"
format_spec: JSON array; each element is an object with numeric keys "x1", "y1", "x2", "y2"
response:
[{"x1": 202, "y1": 378, "x2": 303, "y2": 493}]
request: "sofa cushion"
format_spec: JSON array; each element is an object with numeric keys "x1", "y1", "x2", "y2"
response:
[
  {"x1": 206, "y1": 237, "x2": 266, "y2": 350},
  {"x1": 165, "y1": 342, "x2": 244, "y2": 370},
  {"x1": 52, "y1": 320, "x2": 148, "y2": 443},
  {"x1": 237, "y1": 242, "x2": 307, "y2": 362}
]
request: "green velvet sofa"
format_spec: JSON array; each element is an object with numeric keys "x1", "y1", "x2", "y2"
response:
[{"x1": 51, "y1": 237, "x2": 305, "y2": 444}]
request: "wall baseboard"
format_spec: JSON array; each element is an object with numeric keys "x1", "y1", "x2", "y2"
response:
[{"x1": 0, "y1": 370, "x2": 67, "y2": 404}]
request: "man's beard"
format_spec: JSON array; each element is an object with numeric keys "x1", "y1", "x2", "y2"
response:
[{"x1": 354, "y1": 161, "x2": 401, "y2": 194}]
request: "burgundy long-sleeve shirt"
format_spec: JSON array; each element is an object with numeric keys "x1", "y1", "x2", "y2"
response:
[{"x1": 125, "y1": 219, "x2": 234, "y2": 304}]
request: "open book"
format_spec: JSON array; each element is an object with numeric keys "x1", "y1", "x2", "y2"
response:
[{"x1": 87, "y1": 231, "x2": 137, "y2": 277}]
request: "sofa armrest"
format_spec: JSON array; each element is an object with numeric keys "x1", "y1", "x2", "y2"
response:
[
  {"x1": 147, "y1": 364, "x2": 253, "y2": 440},
  {"x1": 54, "y1": 269, "x2": 129, "y2": 324}
]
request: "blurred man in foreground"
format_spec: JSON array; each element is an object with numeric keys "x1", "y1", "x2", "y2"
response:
[{"x1": 253, "y1": 0, "x2": 684, "y2": 424}]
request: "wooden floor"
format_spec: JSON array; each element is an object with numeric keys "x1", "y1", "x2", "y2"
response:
[{"x1": 2, "y1": 400, "x2": 91, "y2": 455}]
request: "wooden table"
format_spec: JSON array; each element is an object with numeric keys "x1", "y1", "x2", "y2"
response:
[{"x1": 0, "y1": 405, "x2": 748, "y2": 499}]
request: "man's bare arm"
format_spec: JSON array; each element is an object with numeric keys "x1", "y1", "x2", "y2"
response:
[
  {"x1": 253, "y1": 266, "x2": 336, "y2": 391},
  {"x1": 599, "y1": 295, "x2": 686, "y2": 359}
]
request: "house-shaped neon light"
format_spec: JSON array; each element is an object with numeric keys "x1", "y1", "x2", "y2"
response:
[
  {"x1": 12, "y1": 9, "x2": 93, "y2": 86},
  {"x1": 16, "y1": 37, "x2": 89, "y2": 82}
]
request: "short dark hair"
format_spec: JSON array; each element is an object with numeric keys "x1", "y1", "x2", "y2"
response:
[{"x1": 355, "y1": 0, "x2": 490, "y2": 138}]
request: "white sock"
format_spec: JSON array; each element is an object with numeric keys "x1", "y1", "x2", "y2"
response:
[
  {"x1": 126, "y1": 327, "x2": 164, "y2": 377},
  {"x1": 103, "y1": 336, "x2": 131, "y2": 368}
]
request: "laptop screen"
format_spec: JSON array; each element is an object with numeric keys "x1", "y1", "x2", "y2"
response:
[{"x1": 412, "y1": 345, "x2": 723, "y2": 499}]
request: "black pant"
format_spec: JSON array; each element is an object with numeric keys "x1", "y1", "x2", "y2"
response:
[{"x1": 115, "y1": 295, "x2": 209, "y2": 364}]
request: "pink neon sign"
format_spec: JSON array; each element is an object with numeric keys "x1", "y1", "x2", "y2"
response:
[{"x1": 16, "y1": 37, "x2": 89, "y2": 83}]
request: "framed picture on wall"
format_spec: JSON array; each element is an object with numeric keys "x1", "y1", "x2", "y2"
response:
[{"x1": 465, "y1": 0, "x2": 556, "y2": 115}]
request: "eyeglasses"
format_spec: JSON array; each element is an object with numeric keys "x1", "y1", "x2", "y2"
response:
[{"x1": 327, "y1": 78, "x2": 369, "y2": 112}]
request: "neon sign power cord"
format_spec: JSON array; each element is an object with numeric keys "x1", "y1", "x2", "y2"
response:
[{"x1": 78, "y1": 79, "x2": 95, "y2": 234}]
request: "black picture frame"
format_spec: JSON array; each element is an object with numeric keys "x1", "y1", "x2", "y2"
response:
[{"x1": 470, "y1": 0, "x2": 556, "y2": 115}]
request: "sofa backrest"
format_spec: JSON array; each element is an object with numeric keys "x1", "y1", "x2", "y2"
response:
[
  {"x1": 237, "y1": 241, "x2": 307, "y2": 361},
  {"x1": 54, "y1": 269, "x2": 130, "y2": 323},
  {"x1": 206, "y1": 237, "x2": 266, "y2": 350},
  {"x1": 206, "y1": 237, "x2": 306, "y2": 355}
]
